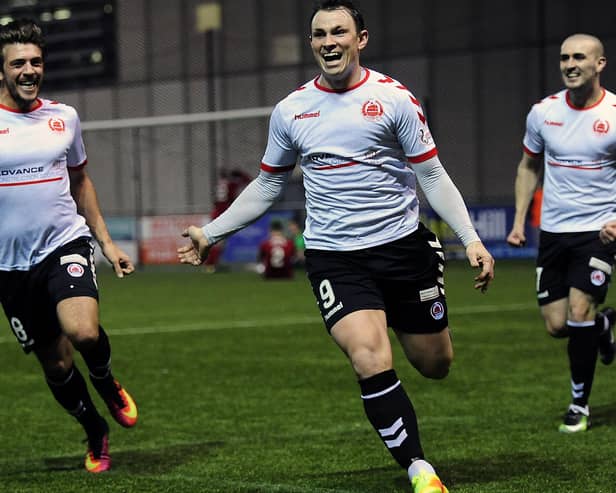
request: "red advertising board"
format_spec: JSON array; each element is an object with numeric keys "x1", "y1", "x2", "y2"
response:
[{"x1": 139, "y1": 215, "x2": 209, "y2": 265}]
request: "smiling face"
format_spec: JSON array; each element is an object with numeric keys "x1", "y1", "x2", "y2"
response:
[
  {"x1": 559, "y1": 35, "x2": 605, "y2": 95},
  {"x1": 309, "y1": 7, "x2": 368, "y2": 90},
  {"x1": 0, "y1": 42, "x2": 44, "y2": 111}
]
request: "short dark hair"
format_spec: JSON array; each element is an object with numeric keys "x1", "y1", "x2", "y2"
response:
[
  {"x1": 270, "y1": 219, "x2": 284, "y2": 232},
  {"x1": 0, "y1": 19, "x2": 45, "y2": 67},
  {"x1": 309, "y1": 0, "x2": 365, "y2": 34}
]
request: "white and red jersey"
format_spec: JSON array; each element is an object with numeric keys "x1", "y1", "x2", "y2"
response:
[
  {"x1": 261, "y1": 68, "x2": 437, "y2": 251},
  {"x1": 523, "y1": 88, "x2": 616, "y2": 233},
  {"x1": 0, "y1": 98, "x2": 90, "y2": 270}
]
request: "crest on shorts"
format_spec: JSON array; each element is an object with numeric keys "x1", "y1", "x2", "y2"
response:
[
  {"x1": 361, "y1": 99, "x2": 384, "y2": 121},
  {"x1": 67, "y1": 263, "x2": 85, "y2": 277},
  {"x1": 591, "y1": 269, "x2": 606, "y2": 286},
  {"x1": 430, "y1": 301, "x2": 445, "y2": 320}
]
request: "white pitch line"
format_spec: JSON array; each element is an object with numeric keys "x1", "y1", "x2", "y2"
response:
[{"x1": 0, "y1": 303, "x2": 536, "y2": 344}]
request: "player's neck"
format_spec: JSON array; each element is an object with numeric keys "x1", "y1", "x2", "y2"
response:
[
  {"x1": 319, "y1": 66, "x2": 364, "y2": 91},
  {"x1": 0, "y1": 91, "x2": 15, "y2": 110},
  {"x1": 567, "y1": 84, "x2": 603, "y2": 108},
  {"x1": 0, "y1": 91, "x2": 37, "y2": 112}
]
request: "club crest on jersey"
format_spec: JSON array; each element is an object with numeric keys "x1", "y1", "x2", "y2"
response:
[
  {"x1": 361, "y1": 99, "x2": 384, "y2": 121},
  {"x1": 430, "y1": 301, "x2": 445, "y2": 320},
  {"x1": 590, "y1": 270, "x2": 606, "y2": 286},
  {"x1": 48, "y1": 118, "x2": 66, "y2": 132},
  {"x1": 593, "y1": 119, "x2": 610, "y2": 135},
  {"x1": 67, "y1": 263, "x2": 85, "y2": 277}
]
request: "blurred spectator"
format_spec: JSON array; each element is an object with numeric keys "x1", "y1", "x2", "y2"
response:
[
  {"x1": 258, "y1": 219, "x2": 295, "y2": 279},
  {"x1": 205, "y1": 168, "x2": 252, "y2": 272},
  {"x1": 287, "y1": 218, "x2": 306, "y2": 267},
  {"x1": 211, "y1": 168, "x2": 253, "y2": 219}
]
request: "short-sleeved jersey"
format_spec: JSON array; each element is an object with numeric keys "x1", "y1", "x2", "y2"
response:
[
  {"x1": 261, "y1": 68, "x2": 437, "y2": 251},
  {"x1": 0, "y1": 98, "x2": 90, "y2": 270},
  {"x1": 523, "y1": 88, "x2": 616, "y2": 233},
  {"x1": 259, "y1": 234, "x2": 295, "y2": 278}
]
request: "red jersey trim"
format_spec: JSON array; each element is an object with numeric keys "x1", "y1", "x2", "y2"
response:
[
  {"x1": 313, "y1": 161, "x2": 359, "y2": 171},
  {"x1": 547, "y1": 161, "x2": 603, "y2": 170},
  {"x1": 0, "y1": 98, "x2": 43, "y2": 113},
  {"x1": 260, "y1": 163, "x2": 295, "y2": 173},
  {"x1": 523, "y1": 145, "x2": 542, "y2": 157},
  {"x1": 0, "y1": 176, "x2": 63, "y2": 187},
  {"x1": 407, "y1": 148, "x2": 438, "y2": 164},
  {"x1": 565, "y1": 88, "x2": 606, "y2": 110},
  {"x1": 313, "y1": 68, "x2": 371, "y2": 93}
]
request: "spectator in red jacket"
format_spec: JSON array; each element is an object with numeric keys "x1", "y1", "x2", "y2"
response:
[{"x1": 258, "y1": 219, "x2": 295, "y2": 279}]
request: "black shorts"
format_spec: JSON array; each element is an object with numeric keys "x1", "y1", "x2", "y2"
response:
[
  {"x1": 536, "y1": 230, "x2": 616, "y2": 306},
  {"x1": 305, "y1": 223, "x2": 448, "y2": 333},
  {"x1": 0, "y1": 237, "x2": 99, "y2": 353}
]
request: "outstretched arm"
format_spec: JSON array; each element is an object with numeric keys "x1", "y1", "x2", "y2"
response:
[
  {"x1": 69, "y1": 166, "x2": 134, "y2": 277},
  {"x1": 506, "y1": 152, "x2": 542, "y2": 247},
  {"x1": 178, "y1": 168, "x2": 291, "y2": 265},
  {"x1": 413, "y1": 155, "x2": 494, "y2": 292}
]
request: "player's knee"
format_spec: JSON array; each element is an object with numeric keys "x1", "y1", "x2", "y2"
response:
[
  {"x1": 43, "y1": 360, "x2": 72, "y2": 381},
  {"x1": 547, "y1": 326, "x2": 568, "y2": 338},
  {"x1": 68, "y1": 325, "x2": 100, "y2": 350},
  {"x1": 350, "y1": 348, "x2": 392, "y2": 380},
  {"x1": 415, "y1": 353, "x2": 452, "y2": 380},
  {"x1": 568, "y1": 304, "x2": 592, "y2": 323}
]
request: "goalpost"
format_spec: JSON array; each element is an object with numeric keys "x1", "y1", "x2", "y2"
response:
[
  {"x1": 81, "y1": 105, "x2": 274, "y2": 216},
  {"x1": 80, "y1": 106, "x2": 307, "y2": 266}
]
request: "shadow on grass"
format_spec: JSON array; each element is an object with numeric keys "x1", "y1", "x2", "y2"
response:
[
  {"x1": 442, "y1": 452, "x2": 567, "y2": 488},
  {"x1": 302, "y1": 465, "x2": 409, "y2": 492},
  {"x1": 589, "y1": 402, "x2": 616, "y2": 428},
  {"x1": 0, "y1": 441, "x2": 225, "y2": 477},
  {"x1": 302, "y1": 452, "x2": 566, "y2": 492}
]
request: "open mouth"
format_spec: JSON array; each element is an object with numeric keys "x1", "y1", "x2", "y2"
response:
[
  {"x1": 322, "y1": 52, "x2": 342, "y2": 62},
  {"x1": 18, "y1": 79, "x2": 39, "y2": 91}
]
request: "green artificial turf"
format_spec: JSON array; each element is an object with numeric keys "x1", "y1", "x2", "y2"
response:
[{"x1": 0, "y1": 260, "x2": 614, "y2": 492}]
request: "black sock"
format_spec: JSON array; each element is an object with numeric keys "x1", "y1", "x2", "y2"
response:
[
  {"x1": 567, "y1": 321, "x2": 600, "y2": 407},
  {"x1": 46, "y1": 365, "x2": 105, "y2": 437},
  {"x1": 81, "y1": 326, "x2": 112, "y2": 379},
  {"x1": 359, "y1": 369, "x2": 423, "y2": 469},
  {"x1": 549, "y1": 327, "x2": 570, "y2": 339},
  {"x1": 80, "y1": 326, "x2": 119, "y2": 401},
  {"x1": 597, "y1": 311, "x2": 609, "y2": 336}
]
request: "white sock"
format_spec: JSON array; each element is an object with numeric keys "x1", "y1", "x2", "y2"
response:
[{"x1": 408, "y1": 459, "x2": 435, "y2": 480}]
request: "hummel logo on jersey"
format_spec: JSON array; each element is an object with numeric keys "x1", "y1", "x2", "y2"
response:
[
  {"x1": 294, "y1": 111, "x2": 320, "y2": 120},
  {"x1": 544, "y1": 120, "x2": 564, "y2": 126},
  {"x1": 0, "y1": 128, "x2": 9, "y2": 134}
]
